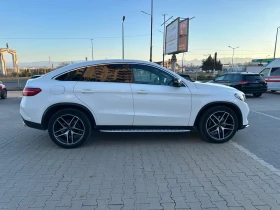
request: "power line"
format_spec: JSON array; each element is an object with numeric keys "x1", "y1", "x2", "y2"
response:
[{"x1": 0, "y1": 34, "x2": 158, "y2": 40}]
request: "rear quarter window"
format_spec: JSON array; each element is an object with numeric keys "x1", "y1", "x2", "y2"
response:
[{"x1": 243, "y1": 75, "x2": 264, "y2": 81}]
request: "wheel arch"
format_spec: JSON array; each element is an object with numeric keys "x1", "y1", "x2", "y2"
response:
[
  {"x1": 194, "y1": 102, "x2": 243, "y2": 130},
  {"x1": 41, "y1": 103, "x2": 96, "y2": 130}
]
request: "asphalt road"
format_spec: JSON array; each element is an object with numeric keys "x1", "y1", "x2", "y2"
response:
[{"x1": 233, "y1": 91, "x2": 280, "y2": 169}]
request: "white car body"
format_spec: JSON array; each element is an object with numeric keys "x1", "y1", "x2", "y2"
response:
[{"x1": 20, "y1": 59, "x2": 249, "y2": 148}]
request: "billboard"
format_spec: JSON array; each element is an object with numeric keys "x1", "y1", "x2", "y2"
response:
[
  {"x1": 165, "y1": 18, "x2": 179, "y2": 54},
  {"x1": 178, "y1": 19, "x2": 189, "y2": 52},
  {"x1": 165, "y1": 18, "x2": 189, "y2": 55}
]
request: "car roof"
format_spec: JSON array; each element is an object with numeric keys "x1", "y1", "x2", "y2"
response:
[{"x1": 224, "y1": 72, "x2": 260, "y2": 75}]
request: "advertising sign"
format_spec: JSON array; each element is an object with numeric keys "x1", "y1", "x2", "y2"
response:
[
  {"x1": 165, "y1": 18, "x2": 179, "y2": 54},
  {"x1": 178, "y1": 19, "x2": 189, "y2": 52}
]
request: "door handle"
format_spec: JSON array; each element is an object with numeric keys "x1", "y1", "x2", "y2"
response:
[
  {"x1": 81, "y1": 89, "x2": 95, "y2": 94},
  {"x1": 137, "y1": 90, "x2": 148, "y2": 94}
]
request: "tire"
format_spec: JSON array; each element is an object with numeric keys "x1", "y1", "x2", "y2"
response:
[
  {"x1": 1, "y1": 89, "x2": 7, "y2": 99},
  {"x1": 271, "y1": 90, "x2": 276, "y2": 93},
  {"x1": 253, "y1": 93, "x2": 262, "y2": 97},
  {"x1": 48, "y1": 108, "x2": 92, "y2": 148},
  {"x1": 198, "y1": 106, "x2": 238, "y2": 143}
]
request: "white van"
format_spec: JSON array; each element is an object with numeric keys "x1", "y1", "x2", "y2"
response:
[{"x1": 260, "y1": 58, "x2": 280, "y2": 92}]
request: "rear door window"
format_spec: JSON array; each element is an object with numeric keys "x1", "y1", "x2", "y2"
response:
[
  {"x1": 243, "y1": 74, "x2": 265, "y2": 82},
  {"x1": 232, "y1": 74, "x2": 242, "y2": 81}
]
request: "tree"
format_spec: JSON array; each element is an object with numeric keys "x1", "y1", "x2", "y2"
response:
[
  {"x1": 57, "y1": 62, "x2": 71, "y2": 68},
  {"x1": 201, "y1": 55, "x2": 223, "y2": 71}
]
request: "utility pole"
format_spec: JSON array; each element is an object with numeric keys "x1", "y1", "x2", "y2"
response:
[
  {"x1": 162, "y1": 14, "x2": 166, "y2": 67},
  {"x1": 90, "y1": 39, "x2": 94, "y2": 60},
  {"x1": 274, "y1": 26, "x2": 280, "y2": 59},
  {"x1": 228, "y1": 46, "x2": 239, "y2": 67},
  {"x1": 122, "y1": 16, "x2": 124, "y2": 59},
  {"x1": 141, "y1": 0, "x2": 154, "y2": 62},
  {"x1": 150, "y1": 0, "x2": 153, "y2": 62}
]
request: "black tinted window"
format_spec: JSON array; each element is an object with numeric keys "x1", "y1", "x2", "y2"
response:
[
  {"x1": 82, "y1": 64, "x2": 132, "y2": 83},
  {"x1": 232, "y1": 74, "x2": 242, "y2": 81},
  {"x1": 243, "y1": 75, "x2": 264, "y2": 81},
  {"x1": 223, "y1": 74, "x2": 234, "y2": 81},
  {"x1": 56, "y1": 64, "x2": 133, "y2": 83},
  {"x1": 271, "y1": 68, "x2": 280, "y2": 76},
  {"x1": 56, "y1": 68, "x2": 85, "y2": 81}
]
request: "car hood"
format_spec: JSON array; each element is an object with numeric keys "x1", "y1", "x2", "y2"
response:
[{"x1": 194, "y1": 81, "x2": 237, "y2": 92}]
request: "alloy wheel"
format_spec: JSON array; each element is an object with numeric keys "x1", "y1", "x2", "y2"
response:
[
  {"x1": 53, "y1": 114, "x2": 85, "y2": 145},
  {"x1": 206, "y1": 111, "x2": 235, "y2": 141}
]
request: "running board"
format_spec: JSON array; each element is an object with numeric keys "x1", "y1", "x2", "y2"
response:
[{"x1": 99, "y1": 129, "x2": 191, "y2": 133}]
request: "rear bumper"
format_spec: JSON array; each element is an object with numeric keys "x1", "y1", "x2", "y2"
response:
[
  {"x1": 22, "y1": 118, "x2": 46, "y2": 130},
  {"x1": 239, "y1": 86, "x2": 267, "y2": 94}
]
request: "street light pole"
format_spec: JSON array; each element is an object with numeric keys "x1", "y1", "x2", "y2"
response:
[
  {"x1": 90, "y1": 39, "x2": 94, "y2": 60},
  {"x1": 122, "y1": 16, "x2": 125, "y2": 59},
  {"x1": 228, "y1": 46, "x2": 239, "y2": 66},
  {"x1": 274, "y1": 26, "x2": 280, "y2": 59},
  {"x1": 150, "y1": 0, "x2": 153, "y2": 62},
  {"x1": 162, "y1": 14, "x2": 166, "y2": 67},
  {"x1": 141, "y1": 0, "x2": 153, "y2": 62}
]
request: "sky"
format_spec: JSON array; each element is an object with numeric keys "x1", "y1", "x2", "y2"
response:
[{"x1": 1, "y1": 0, "x2": 280, "y2": 64}]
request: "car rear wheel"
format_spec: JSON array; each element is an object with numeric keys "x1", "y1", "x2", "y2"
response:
[
  {"x1": 253, "y1": 93, "x2": 262, "y2": 97},
  {"x1": 198, "y1": 106, "x2": 238, "y2": 143},
  {"x1": 1, "y1": 89, "x2": 7, "y2": 99},
  {"x1": 48, "y1": 109, "x2": 92, "y2": 148}
]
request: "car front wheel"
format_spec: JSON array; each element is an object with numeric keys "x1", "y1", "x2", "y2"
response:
[
  {"x1": 253, "y1": 93, "x2": 262, "y2": 97},
  {"x1": 48, "y1": 109, "x2": 92, "y2": 148},
  {"x1": 198, "y1": 106, "x2": 238, "y2": 143}
]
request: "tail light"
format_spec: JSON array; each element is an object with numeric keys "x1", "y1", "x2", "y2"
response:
[
  {"x1": 239, "y1": 81, "x2": 248, "y2": 85},
  {"x1": 22, "y1": 88, "x2": 42, "y2": 96}
]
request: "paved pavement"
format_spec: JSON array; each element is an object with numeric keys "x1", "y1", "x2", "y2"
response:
[{"x1": 1, "y1": 91, "x2": 280, "y2": 210}]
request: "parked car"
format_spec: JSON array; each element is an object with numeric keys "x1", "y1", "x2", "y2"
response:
[
  {"x1": 20, "y1": 59, "x2": 249, "y2": 148},
  {"x1": 259, "y1": 58, "x2": 280, "y2": 92},
  {"x1": 210, "y1": 72, "x2": 267, "y2": 97},
  {"x1": 0, "y1": 81, "x2": 7, "y2": 99}
]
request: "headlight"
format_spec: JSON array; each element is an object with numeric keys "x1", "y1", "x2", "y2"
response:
[{"x1": 234, "y1": 93, "x2": 245, "y2": 101}]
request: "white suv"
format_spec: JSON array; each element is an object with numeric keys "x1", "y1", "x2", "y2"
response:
[{"x1": 20, "y1": 60, "x2": 249, "y2": 148}]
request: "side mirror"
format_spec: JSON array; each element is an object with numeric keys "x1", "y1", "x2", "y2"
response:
[{"x1": 173, "y1": 78, "x2": 182, "y2": 87}]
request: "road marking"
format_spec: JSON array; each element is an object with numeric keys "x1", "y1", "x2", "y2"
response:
[
  {"x1": 251, "y1": 110, "x2": 280, "y2": 121},
  {"x1": 231, "y1": 141, "x2": 280, "y2": 177}
]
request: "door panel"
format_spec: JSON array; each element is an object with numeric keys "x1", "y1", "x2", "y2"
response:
[
  {"x1": 130, "y1": 64, "x2": 192, "y2": 126},
  {"x1": 73, "y1": 64, "x2": 134, "y2": 125},
  {"x1": 269, "y1": 68, "x2": 280, "y2": 90}
]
